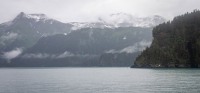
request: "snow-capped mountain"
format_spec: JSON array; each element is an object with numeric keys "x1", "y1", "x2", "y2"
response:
[
  {"x1": 2, "y1": 12, "x2": 166, "y2": 31},
  {"x1": 10, "y1": 12, "x2": 71, "y2": 25},
  {"x1": 0, "y1": 12, "x2": 72, "y2": 53},
  {"x1": 2, "y1": 12, "x2": 72, "y2": 34},
  {"x1": 13, "y1": 12, "x2": 53, "y2": 23},
  {"x1": 70, "y1": 13, "x2": 166, "y2": 30}
]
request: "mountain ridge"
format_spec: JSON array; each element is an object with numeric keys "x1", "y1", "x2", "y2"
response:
[
  {"x1": 1, "y1": 12, "x2": 166, "y2": 30},
  {"x1": 70, "y1": 13, "x2": 166, "y2": 30}
]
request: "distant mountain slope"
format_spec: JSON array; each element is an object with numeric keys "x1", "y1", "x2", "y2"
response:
[
  {"x1": 10, "y1": 27, "x2": 152, "y2": 67},
  {"x1": 132, "y1": 10, "x2": 200, "y2": 68},
  {"x1": 25, "y1": 27, "x2": 152, "y2": 54}
]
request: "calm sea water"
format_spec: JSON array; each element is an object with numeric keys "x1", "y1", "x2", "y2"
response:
[{"x1": 0, "y1": 68, "x2": 200, "y2": 93}]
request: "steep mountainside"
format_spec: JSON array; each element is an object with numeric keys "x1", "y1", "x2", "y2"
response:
[
  {"x1": 0, "y1": 12, "x2": 72, "y2": 51},
  {"x1": 0, "y1": 12, "x2": 72, "y2": 62},
  {"x1": 132, "y1": 10, "x2": 200, "y2": 68}
]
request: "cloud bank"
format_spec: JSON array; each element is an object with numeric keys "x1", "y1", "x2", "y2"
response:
[
  {"x1": 22, "y1": 51, "x2": 98, "y2": 59},
  {"x1": 2, "y1": 48, "x2": 23, "y2": 61},
  {"x1": 0, "y1": 33, "x2": 18, "y2": 45},
  {"x1": 106, "y1": 40, "x2": 152, "y2": 54}
]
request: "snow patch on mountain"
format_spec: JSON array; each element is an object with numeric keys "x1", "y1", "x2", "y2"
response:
[
  {"x1": 13, "y1": 12, "x2": 54, "y2": 23},
  {"x1": 70, "y1": 13, "x2": 166, "y2": 30},
  {"x1": 25, "y1": 14, "x2": 49, "y2": 22},
  {"x1": 70, "y1": 22, "x2": 112, "y2": 30},
  {"x1": 99, "y1": 13, "x2": 166, "y2": 27}
]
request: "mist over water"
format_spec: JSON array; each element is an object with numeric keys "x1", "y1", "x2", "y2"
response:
[{"x1": 0, "y1": 68, "x2": 200, "y2": 93}]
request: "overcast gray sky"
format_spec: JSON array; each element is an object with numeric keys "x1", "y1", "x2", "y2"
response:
[{"x1": 0, "y1": 0, "x2": 200, "y2": 23}]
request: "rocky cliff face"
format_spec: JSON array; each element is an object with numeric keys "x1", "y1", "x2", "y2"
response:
[{"x1": 132, "y1": 10, "x2": 200, "y2": 68}]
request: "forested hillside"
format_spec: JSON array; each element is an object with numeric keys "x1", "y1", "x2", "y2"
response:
[{"x1": 132, "y1": 10, "x2": 200, "y2": 68}]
